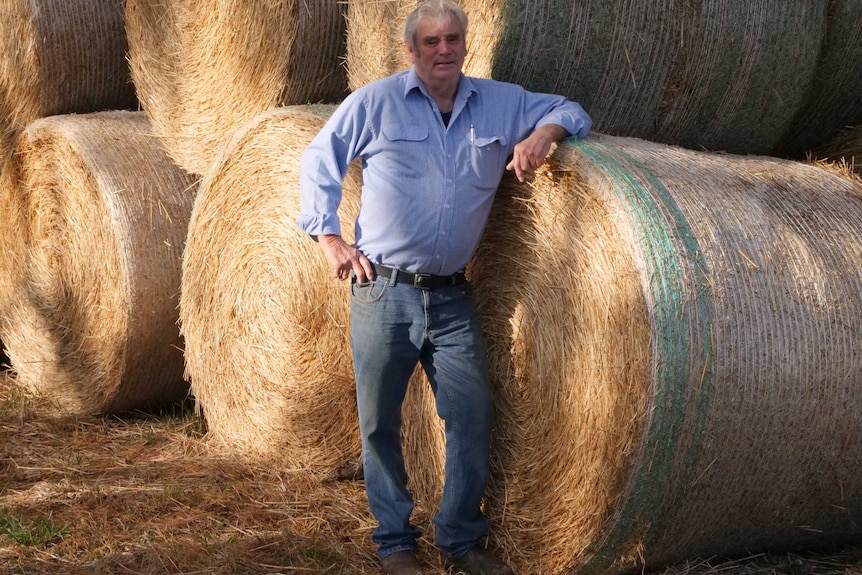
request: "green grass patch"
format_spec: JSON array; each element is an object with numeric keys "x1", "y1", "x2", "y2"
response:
[{"x1": 0, "y1": 509, "x2": 68, "y2": 547}]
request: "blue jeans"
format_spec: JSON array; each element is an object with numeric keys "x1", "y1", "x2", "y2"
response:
[{"x1": 350, "y1": 273, "x2": 493, "y2": 559}]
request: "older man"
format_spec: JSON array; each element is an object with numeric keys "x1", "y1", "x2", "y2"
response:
[{"x1": 297, "y1": 1, "x2": 591, "y2": 573}]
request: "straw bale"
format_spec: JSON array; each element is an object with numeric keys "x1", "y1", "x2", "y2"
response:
[
  {"x1": 346, "y1": 0, "x2": 823, "y2": 154},
  {"x1": 458, "y1": 135, "x2": 862, "y2": 574},
  {"x1": 0, "y1": 111, "x2": 197, "y2": 415},
  {"x1": 125, "y1": 0, "x2": 348, "y2": 176},
  {"x1": 0, "y1": 0, "x2": 137, "y2": 163},
  {"x1": 180, "y1": 104, "x2": 448, "y2": 491},
  {"x1": 812, "y1": 126, "x2": 862, "y2": 175},
  {"x1": 775, "y1": 0, "x2": 862, "y2": 158}
]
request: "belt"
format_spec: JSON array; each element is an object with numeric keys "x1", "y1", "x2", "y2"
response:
[{"x1": 373, "y1": 263, "x2": 467, "y2": 290}]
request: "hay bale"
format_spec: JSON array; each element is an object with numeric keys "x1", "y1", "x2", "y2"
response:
[
  {"x1": 812, "y1": 126, "x2": 862, "y2": 175},
  {"x1": 775, "y1": 0, "x2": 862, "y2": 158},
  {"x1": 0, "y1": 0, "x2": 137, "y2": 163},
  {"x1": 346, "y1": 0, "x2": 824, "y2": 154},
  {"x1": 0, "y1": 111, "x2": 197, "y2": 414},
  {"x1": 458, "y1": 135, "x2": 862, "y2": 574},
  {"x1": 125, "y1": 0, "x2": 348, "y2": 176},
  {"x1": 179, "y1": 105, "x2": 448, "y2": 488}
]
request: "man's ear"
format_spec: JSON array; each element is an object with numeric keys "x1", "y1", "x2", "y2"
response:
[{"x1": 405, "y1": 41, "x2": 416, "y2": 63}]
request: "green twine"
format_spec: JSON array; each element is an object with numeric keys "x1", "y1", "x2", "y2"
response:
[{"x1": 570, "y1": 137, "x2": 714, "y2": 574}]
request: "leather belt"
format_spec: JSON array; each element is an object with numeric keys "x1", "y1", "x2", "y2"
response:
[{"x1": 373, "y1": 263, "x2": 466, "y2": 290}]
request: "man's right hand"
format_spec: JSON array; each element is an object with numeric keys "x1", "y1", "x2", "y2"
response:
[{"x1": 319, "y1": 234, "x2": 374, "y2": 283}]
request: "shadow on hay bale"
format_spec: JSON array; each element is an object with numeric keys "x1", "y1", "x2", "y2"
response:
[
  {"x1": 812, "y1": 127, "x2": 862, "y2": 175},
  {"x1": 347, "y1": 0, "x2": 862, "y2": 157},
  {"x1": 125, "y1": 0, "x2": 348, "y2": 176},
  {"x1": 0, "y1": 111, "x2": 197, "y2": 415},
  {"x1": 179, "y1": 106, "x2": 447, "y2": 491},
  {"x1": 453, "y1": 134, "x2": 862, "y2": 574},
  {"x1": 0, "y1": 0, "x2": 137, "y2": 163},
  {"x1": 775, "y1": 0, "x2": 862, "y2": 158}
]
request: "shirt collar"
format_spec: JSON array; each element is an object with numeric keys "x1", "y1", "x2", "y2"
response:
[{"x1": 404, "y1": 66, "x2": 478, "y2": 106}]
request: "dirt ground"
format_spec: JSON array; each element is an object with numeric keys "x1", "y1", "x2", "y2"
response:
[{"x1": 2, "y1": 374, "x2": 862, "y2": 575}]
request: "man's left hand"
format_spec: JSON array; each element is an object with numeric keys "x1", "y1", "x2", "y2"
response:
[{"x1": 506, "y1": 124, "x2": 569, "y2": 182}]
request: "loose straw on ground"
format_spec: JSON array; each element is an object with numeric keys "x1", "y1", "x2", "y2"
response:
[
  {"x1": 0, "y1": 0, "x2": 136, "y2": 162},
  {"x1": 0, "y1": 111, "x2": 197, "y2": 415},
  {"x1": 179, "y1": 106, "x2": 446, "y2": 493},
  {"x1": 347, "y1": 1, "x2": 830, "y2": 155},
  {"x1": 458, "y1": 134, "x2": 862, "y2": 574},
  {"x1": 125, "y1": 0, "x2": 347, "y2": 176}
]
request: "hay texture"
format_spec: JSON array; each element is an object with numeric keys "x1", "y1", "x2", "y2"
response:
[
  {"x1": 125, "y1": 0, "x2": 347, "y2": 176},
  {"x1": 0, "y1": 0, "x2": 137, "y2": 163},
  {"x1": 0, "y1": 111, "x2": 197, "y2": 415},
  {"x1": 458, "y1": 135, "x2": 862, "y2": 574},
  {"x1": 776, "y1": 0, "x2": 862, "y2": 157},
  {"x1": 813, "y1": 126, "x2": 862, "y2": 175},
  {"x1": 180, "y1": 105, "x2": 447, "y2": 489},
  {"x1": 346, "y1": 0, "x2": 824, "y2": 155}
]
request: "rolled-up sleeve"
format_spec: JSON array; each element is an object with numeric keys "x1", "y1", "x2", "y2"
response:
[
  {"x1": 297, "y1": 94, "x2": 369, "y2": 238},
  {"x1": 535, "y1": 98, "x2": 592, "y2": 139}
]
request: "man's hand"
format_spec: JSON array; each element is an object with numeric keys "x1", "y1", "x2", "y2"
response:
[
  {"x1": 319, "y1": 234, "x2": 374, "y2": 282},
  {"x1": 506, "y1": 124, "x2": 569, "y2": 182}
]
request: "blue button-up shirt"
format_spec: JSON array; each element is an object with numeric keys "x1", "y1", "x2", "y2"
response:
[{"x1": 298, "y1": 68, "x2": 591, "y2": 276}]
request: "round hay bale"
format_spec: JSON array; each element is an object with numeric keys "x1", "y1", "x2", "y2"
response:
[
  {"x1": 775, "y1": 0, "x2": 862, "y2": 158},
  {"x1": 0, "y1": 111, "x2": 197, "y2": 414},
  {"x1": 346, "y1": 0, "x2": 824, "y2": 154},
  {"x1": 0, "y1": 0, "x2": 137, "y2": 163},
  {"x1": 125, "y1": 0, "x2": 348, "y2": 176},
  {"x1": 460, "y1": 135, "x2": 862, "y2": 574},
  {"x1": 813, "y1": 126, "x2": 862, "y2": 175},
  {"x1": 179, "y1": 105, "x2": 447, "y2": 486}
]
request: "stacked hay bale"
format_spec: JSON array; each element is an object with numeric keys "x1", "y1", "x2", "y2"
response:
[
  {"x1": 812, "y1": 127, "x2": 862, "y2": 174},
  {"x1": 347, "y1": 0, "x2": 841, "y2": 156},
  {"x1": 775, "y1": 0, "x2": 862, "y2": 158},
  {"x1": 0, "y1": 112, "x2": 197, "y2": 414},
  {"x1": 459, "y1": 135, "x2": 862, "y2": 574},
  {"x1": 0, "y1": 0, "x2": 136, "y2": 162},
  {"x1": 125, "y1": 0, "x2": 348, "y2": 176},
  {"x1": 179, "y1": 106, "x2": 446, "y2": 491}
]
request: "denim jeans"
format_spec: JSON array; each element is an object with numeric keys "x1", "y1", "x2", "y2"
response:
[{"x1": 350, "y1": 273, "x2": 493, "y2": 559}]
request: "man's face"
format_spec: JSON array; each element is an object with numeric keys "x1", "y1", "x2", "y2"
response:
[{"x1": 407, "y1": 13, "x2": 466, "y2": 88}]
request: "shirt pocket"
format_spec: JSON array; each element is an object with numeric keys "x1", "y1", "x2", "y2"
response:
[
  {"x1": 469, "y1": 134, "x2": 507, "y2": 188},
  {"x1": 380, "y1": 123, "x2": 429, "y2": 178}
]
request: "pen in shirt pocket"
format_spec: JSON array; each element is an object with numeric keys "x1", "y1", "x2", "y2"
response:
[{"x1": 470, "y1": 124, "x2": 475, "y2": 144}]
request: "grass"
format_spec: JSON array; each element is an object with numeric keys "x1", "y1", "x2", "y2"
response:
[
  {"x1": 1, "y1": 373, "x2": 862, "y2": 574},
  {"x1": 0, "y1": 509, "x2": 67, "y2": 547}
]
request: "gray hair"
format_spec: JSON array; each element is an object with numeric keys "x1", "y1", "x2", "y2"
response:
[{"x1": 403, "y1": 0, "x2": 468, "y2": 48}]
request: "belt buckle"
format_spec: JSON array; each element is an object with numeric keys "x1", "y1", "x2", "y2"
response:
[{"x1": 413, "y1": 274, "x2": 433, "y2": 289}]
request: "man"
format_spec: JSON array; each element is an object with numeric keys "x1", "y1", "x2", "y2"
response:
[{"x1": 298, "y1": 1, "x2": 590, "y2": 573}]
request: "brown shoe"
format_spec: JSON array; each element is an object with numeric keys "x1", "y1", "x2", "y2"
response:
[
  {"x1": 381, "y1": 550, "x2": 424, "y2": 575},
  {"x1": 444, "y1": 546, "x2": 515, "y2": 575}
]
